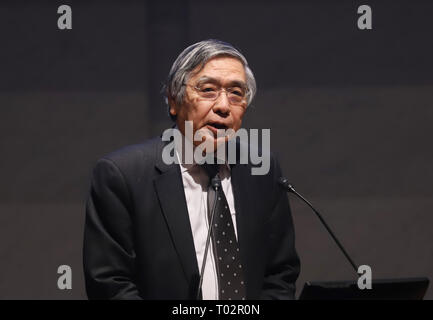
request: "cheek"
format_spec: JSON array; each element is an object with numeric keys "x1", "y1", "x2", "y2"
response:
[
  {"x1": 183, "y1": 97, "x2": 206, "y2": 116},
  {"x1": 190, "y1": 102, "x2": 212, "y2": 126},
  {"x1": 231, "y1": 109, "x2": 246, "y2": 130}
]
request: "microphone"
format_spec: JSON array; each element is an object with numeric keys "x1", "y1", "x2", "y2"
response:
[
  {"x1": 278, "y1": 177, "x2": 358, "y2": 274},
  {"x1": 196, "y1": 175, "x2": 222, "y2": 300}
]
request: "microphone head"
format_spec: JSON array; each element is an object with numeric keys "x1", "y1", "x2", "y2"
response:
[
  {"x1": 211, "y1": 175, "x2": 222, "y2": 190},
  {"x1": 278, "y1": 177, "x2": 294, "y2": 192}
]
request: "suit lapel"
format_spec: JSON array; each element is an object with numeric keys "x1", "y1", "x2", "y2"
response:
[
  {"x1": 153, "y1": 139, "x2": 200, "y2": 296},
  {"x1": 231, "y1": 161, "x2": 258, "y2": 299},
  {"x1": 230, "y1": 139, "x2": 266, "y2": 299}
]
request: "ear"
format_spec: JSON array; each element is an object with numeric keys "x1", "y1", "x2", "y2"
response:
[{"x1": 168, "y1": 97, "x2": 177, "y2": 116}]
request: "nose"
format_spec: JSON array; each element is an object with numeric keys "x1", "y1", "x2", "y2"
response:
[{"x1": 212, "y1": 90, "x2": 231, "y2": 117}]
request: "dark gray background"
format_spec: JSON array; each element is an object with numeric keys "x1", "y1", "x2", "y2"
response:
[{"x1": 0, "y1": 0, "x2": 432, "y2": 299}]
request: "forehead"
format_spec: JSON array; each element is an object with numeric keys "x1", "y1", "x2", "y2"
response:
[{"x1": 188, "y1": 56, "x2": 246, "y2": 84}]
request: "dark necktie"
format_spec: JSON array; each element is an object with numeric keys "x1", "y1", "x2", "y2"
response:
[{"x1": 203, "y1": 163, "x2": 246, "y2": 300}]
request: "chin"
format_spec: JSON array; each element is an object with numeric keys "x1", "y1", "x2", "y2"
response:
[{"x1": 213, "y1": 136, "x2": 230, "y2": 152}]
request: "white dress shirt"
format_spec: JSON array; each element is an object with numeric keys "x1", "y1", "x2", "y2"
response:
[{"x1": 176, "y1": 145, "x2": 238, "y2": 300}]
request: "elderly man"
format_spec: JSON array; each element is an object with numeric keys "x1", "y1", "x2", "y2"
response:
[{"x1": 83, "y1": 39, "x2": 300, "y2": 300}]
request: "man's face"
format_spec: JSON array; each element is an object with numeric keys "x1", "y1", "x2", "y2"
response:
[{"x1": 169, "y1": 56, "x2": 247, "y2": 150}]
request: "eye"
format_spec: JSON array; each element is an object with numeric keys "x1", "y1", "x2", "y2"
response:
[
  {"x1": 199, "y1": 84, "x2": 217, "y2": 92},
  {"x1": 229, "y1": 87, "x2": 245, "y2": 97}
]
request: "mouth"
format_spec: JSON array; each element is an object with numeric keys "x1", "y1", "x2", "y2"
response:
[
  {"x1": 205, "y1": 122, "x2": 229, "y2": 136},
  {"x1": 206, "y1": 121, "x2": 229, "y2": 132},
  {"x1": 207, "y1": 121, "x2": 228, "y2": 130}
]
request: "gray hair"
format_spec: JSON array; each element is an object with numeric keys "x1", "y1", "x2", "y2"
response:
[{"x1": 163, "y1": 39, "x2": 257, "y2": 121}]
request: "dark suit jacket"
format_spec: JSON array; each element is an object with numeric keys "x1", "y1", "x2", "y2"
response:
[{"x1": 83, "y1": 136, "x2": 300, "y2": 299}]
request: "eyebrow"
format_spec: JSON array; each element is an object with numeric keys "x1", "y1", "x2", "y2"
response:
[{"x1": 195, "y1": 76, "x2": 247, "y2": 89}]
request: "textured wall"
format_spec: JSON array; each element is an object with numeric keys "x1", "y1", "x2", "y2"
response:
[{"x1": 0, "y1": 0, "x2": 432, "y2": 299}]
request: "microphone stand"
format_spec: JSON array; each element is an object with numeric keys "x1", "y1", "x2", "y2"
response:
[
  {"x1": 279, "y1": 177, "x2": 359, "y2": 274},
  {"x1": 196, "y1": 177, "x2": 221, "y2": 300}
]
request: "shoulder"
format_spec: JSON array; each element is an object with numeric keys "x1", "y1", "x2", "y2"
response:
[
  {"x1": 92, "y1": 136, "x2": 164, "y2": 178},
  {"x1": 102, "y1": 136, "x2": 161, "y2": 164}
]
